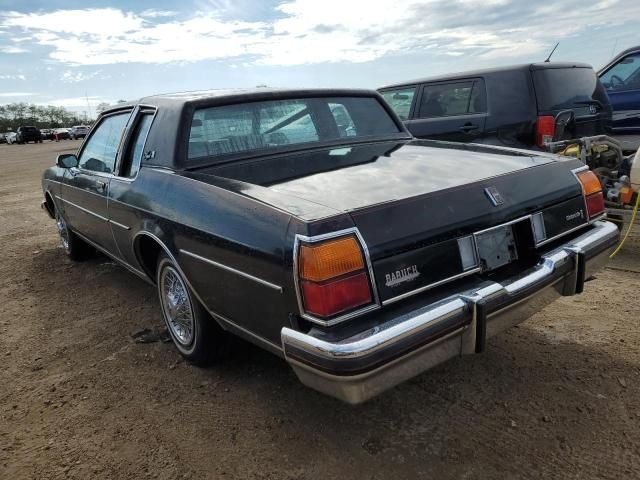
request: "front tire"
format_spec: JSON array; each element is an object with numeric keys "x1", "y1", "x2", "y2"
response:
[
  {"x1": 156, "y1": 253, "x2": 222, "y2": 365},
  {"x1": 55, "y1": 209, "x2": 92, "y2": 261}
]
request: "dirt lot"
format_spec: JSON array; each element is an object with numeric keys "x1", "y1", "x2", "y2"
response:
[{"x1": 1, "y1": 141, "x2": 639, "y2": 479}]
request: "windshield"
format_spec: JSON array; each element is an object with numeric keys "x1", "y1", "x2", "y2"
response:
[{"x1": 187, "y1": 96, "x2": 402, "y2": 163}]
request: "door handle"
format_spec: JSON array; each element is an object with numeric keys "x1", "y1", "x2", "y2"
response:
[
  {"x1": 96, "y1": 181, "x2": 107, "y2": 191},
  {"x1": 459, "y1": 123, "x2": 479, "y2": 132}
]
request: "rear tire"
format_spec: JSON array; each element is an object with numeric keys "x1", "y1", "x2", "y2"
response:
[{"x1": 156, "y1": 253, "x2": 223, "y2": 365}]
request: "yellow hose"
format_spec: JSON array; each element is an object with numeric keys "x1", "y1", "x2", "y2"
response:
[{"x1": 609, "y1": 191, "x2": 640, "y2": 258}]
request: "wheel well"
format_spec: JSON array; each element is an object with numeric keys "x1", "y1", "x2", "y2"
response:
[{"x1": 136, "y1": 235, "x2": 164, "y2": 284}]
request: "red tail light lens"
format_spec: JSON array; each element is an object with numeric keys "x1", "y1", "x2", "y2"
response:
[
  {"x1": 536, "y1": 115, "x2": 555, "y2": 147},
  {"x1": 301, "y1": 272, "x2": 372, "y2": 318},
  {"x1": 297, "y1": 234, "x2": 374, "y2": 319},
  {"x1": 585, "y1": 192, "x2": 605, "y2": 218},
  {"x1": 576, "y1": 170, "x2": 605, "y2": 219}
]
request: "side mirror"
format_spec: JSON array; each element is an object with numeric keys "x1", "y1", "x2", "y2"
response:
[{"x1": 57, "y1": 154, "x2": 79, "y2": 169}]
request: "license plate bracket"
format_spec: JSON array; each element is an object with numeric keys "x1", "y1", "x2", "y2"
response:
[{"x1": 475, "y1": 224, "x2": 518, "y2": 272}]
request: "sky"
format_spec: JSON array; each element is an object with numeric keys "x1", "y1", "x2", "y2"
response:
[{"x1": 0, "y1": 0, "x2": 638, "y2": 116}]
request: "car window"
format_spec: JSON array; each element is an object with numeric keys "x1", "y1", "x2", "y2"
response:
[
  {"x1": 78, "y1": 113, "x2": 129, "y2": 174},
  {"x1": 259, "y1": 100, "x2": 319, "y2": 144},
  {"x1": 380, "y1": 87, "x2": 416, "y2": 120},
  {"x1": 532, "y1": 68, "x2": 608, "y2": 111},
  {"x1": 187, "y1": 96, "x2": 401, "y2": 162},
  {"x1": 121, "y1": 112, "x2": 154, "y2": 178},
  {"x1": 418, "y1": 81, "x2": 474, "y2": 118},
  {"x1": 600, "y1": 53, "x2": 640, "y2": 92}
]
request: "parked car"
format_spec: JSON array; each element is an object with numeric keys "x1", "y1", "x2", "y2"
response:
[
  {"x1": 379, "y1": 63, "x2": 612, "y2": 149},
  {"x1": 52, "y1": 128, "x2": 71, "y2": 140},
  {"x1": 5, "y1": 131, "x2": 17, "y2": 144},
  {"x1": 16, "y1": 126, "x2": 42, "y2": 144},
  {"x1": 598, "y1": 46, "x2": 640, "y2": 136},
  {"x1": 41, "y1": 88, "x2": 618, "y2": 404},
  {"x1": 40, "y1": 129, "x2": 54, "y2": 141},
  {"x1": 69, "y1": 125, "x2": 89, "y2": 140}
]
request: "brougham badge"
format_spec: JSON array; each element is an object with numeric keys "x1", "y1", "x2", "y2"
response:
[
  {"x1": 484, "y1": 186, "x2": 504, "y2": 206},
  {"x1": 385, "y1": 265, "x2": 420, "y2": 287}
]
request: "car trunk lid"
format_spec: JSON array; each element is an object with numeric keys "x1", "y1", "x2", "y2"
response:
[{"x1": 202, "y1": 140, "x2": 587, "y2": 304}]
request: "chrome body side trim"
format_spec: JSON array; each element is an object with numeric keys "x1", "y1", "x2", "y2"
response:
[
  {"x1": 55, "y1": 195, "x2": 131, "y2": 230},
  {"x1": 108, "y1": 219, "x2": 131, "y2": 231},
  {"x1": 292, "y1": 227, "x2": 381, "y2": 327},
  {"x1": 55, "y1": 196, "x2": 108, "y2": 222},
  {"x1": 281, "y1": 220, "x2": 619, "y2": 404},
  {"x1": 179, "y1": 249, "x2": 283, "y2": 292}
]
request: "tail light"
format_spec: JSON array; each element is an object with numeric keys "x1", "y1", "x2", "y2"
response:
[
  {"x1": 576, "y1": 170, "x2": 605, "y2": 219},
  {"x1": 296, "y1": 234, "x2": 375, "y2": 320},
  {"x1": 536, "y1": 115, "x2": 555, "y2": 147}
]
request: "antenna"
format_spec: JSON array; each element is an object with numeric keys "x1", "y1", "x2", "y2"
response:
[
  {"x1": 85, "y1": 92, "x2": 92, "y2": 120},
  {"x1": 544, "y1": 42, "x2": 559, "y2": 63}
]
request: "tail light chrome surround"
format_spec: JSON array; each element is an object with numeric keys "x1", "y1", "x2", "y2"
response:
[{"x1": 293, "y1": 227, "x2": 381, "y2": 327}]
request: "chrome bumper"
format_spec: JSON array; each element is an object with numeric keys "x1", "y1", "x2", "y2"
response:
[{"x1": 281, "y1": 220, "x2": 619, "y2": 404}]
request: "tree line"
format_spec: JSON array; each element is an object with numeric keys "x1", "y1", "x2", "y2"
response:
[{"x1": 0, "y1": 102, "x2": 96, "y2": 133}]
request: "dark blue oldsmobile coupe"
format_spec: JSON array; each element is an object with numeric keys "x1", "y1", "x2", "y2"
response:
[{"x1": 42, "y1": 88, "x2": 618, "y2": 403}]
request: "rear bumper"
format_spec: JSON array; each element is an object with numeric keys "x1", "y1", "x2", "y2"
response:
[{"x1": 281, "y1": 220, "x2": 619, "y2": 404}]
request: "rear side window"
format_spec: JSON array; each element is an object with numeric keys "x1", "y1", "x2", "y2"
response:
[
  {"x1": 380, "y1": 87, "x2": 416, "y2": 120},
  {"x1": 600, "y1": 53, "x2": 640, "y2": 92},
  {"x1": 532, "y1": 67, "x2": 608, "y2": 111},
  {"x1": 188, "y1": 96, "x2": 401, "y2": 161},
  {"x1": 418, "y1": 80, "x2": 486, "y2": 118},
  {"x1": 121, "y1": 112, "x2": 154, "y2": 178}
]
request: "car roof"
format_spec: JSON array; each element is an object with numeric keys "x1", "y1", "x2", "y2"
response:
[
  {"x1": 378, "y1": 62, "x2": 593, "y2": 89},
  {"x1": 102, "y1": 87, "x2": 384, "y2": 114}
]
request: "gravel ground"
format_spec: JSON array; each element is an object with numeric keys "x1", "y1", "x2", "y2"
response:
[{"x1": 1, "y1": 141, "x2": 639, "y2": 480}]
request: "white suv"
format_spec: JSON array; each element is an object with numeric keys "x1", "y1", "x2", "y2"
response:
[{"x1": 69, "y1": 125, "x2": 89, "y2": 140}]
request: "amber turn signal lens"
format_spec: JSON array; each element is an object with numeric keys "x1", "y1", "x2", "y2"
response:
[
  {"x1": 576, "y1": 170, "x2": 602, "y2": 196},
  {"x1": 299, "y1": 236, "x2": 365, "y2": 282}
]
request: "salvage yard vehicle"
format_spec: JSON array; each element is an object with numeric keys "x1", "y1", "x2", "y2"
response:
[
  {"x1": 16, "y1": 126, "x2": 42, "y2": 144},
  {"x1": 5, "y1": 131, "x2": 17, "y2": 144},
  {"x1": 598, "y1": 45, "x2": 640, "y2": 137},
  {"x1": 379, "y1": 63, "x2": 612, "y2": 150},
  {"x1": 41, "y1": 88, "x2": 619, "y2": 404},
  {"x1": 69, "y1": 125, "x2": 89, "y2": 140}
]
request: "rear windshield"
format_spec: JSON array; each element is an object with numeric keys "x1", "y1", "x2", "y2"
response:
[
  {"x1": 187, "y1": 96, "x2": 401, "y2": 162},
  {"x1": 532, "y1": 67, "x2": 609, "y2": 112}
]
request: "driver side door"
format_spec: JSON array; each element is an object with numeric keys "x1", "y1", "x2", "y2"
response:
[{"x1": 61, "y1": 111, "x2": 131, "y2": 254}]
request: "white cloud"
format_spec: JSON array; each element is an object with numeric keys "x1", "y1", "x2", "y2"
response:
[
  {"x1": 43, "y1": 95, "x2": 108, "y2": 108},
  {"x1": 0, "y1": 1, "x2": 639, "y2": 67},
  {"x1": 0, "y1": 74, "x2": 26, "y2": 80},
  {"x1": 0, "y1": 45, "x2": 29, "y2": 54},
  {"x1": 0, "y1": 92, "x2": 36, "y2": 97},
  {"x1": 60, "y1": 70, "x2": 102, "y2": 83},
  {"x1": 140, "y1": 9, "x2": 178, "y2": 18}
]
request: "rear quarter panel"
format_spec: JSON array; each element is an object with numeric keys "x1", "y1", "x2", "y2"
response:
[{"x1": 108, "y1": 168, "x2": 296, "y2": 348}]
